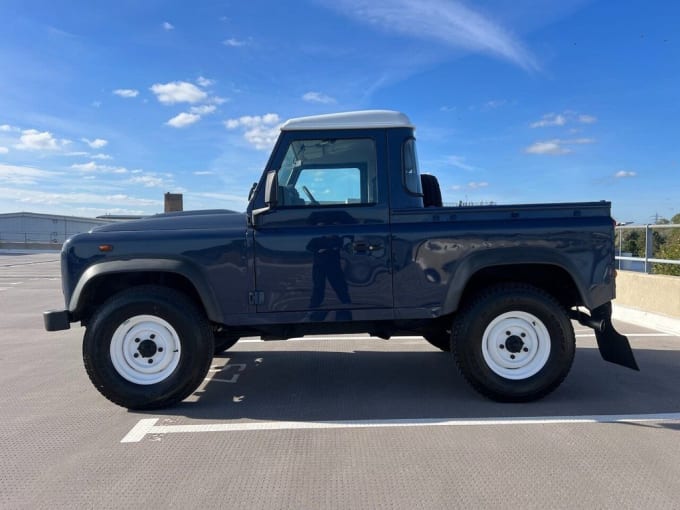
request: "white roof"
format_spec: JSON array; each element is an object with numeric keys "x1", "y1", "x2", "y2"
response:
[{"x1": 281, "y1": 110, "x2": 414, "y2": 131}]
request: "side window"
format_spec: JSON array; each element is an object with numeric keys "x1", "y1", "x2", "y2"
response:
[
  {"x1": 277, "y1": 138, "x2": 377, "y2": 207},
  {"x1": 403, "y1": 138, "x2": 422, "y2": 195}
]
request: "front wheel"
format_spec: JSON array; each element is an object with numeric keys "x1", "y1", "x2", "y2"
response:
[
  {"x1": 452, "y1": 284, "x2": 575, "y2": 402},
  {"x1": 83, "y1": 285, "x2": 214, "y2": 410}
]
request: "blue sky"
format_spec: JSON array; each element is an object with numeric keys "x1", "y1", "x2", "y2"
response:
[{"x1": 0, "y1": 0, "x2": 678, "y2": 223}]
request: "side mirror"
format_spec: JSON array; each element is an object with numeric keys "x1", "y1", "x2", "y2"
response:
[
  {"x1": 247, "y1": 182, "x2": 258, "y2": 202},
  {"x1": 264, "y1": 170, "x2": 278, "y2": 206},
  {"x1": 251, "y1": 171, "x2": 278, "y2": 227}
]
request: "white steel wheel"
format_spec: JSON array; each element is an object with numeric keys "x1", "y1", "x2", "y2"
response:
[
  {"x1": 109, "y1": 314, "x2": 182, "y2": 385},
  {"x1": 481, "y1": 311, "x2": 551, "y2": 380}
]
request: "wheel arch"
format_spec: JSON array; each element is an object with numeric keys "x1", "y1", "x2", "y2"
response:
[
  {"x1": 70, "y1": 260, "x2": 222, "y2": 324},
  {"x1": 442, "y1": 249, "x2": 588, "y2": 315}
]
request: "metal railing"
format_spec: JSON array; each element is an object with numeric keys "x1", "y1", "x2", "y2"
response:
[{"x1": 615, "y1": 224, "x2": 680, "y2": 274}]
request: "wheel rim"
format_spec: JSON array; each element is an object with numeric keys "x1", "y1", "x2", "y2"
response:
[
  {"x1": 481, "y1": 311, "x2": 551, "y2": 380},
  {"x1": 110, "y1": 315, "x2": 182, "y2": 385}
]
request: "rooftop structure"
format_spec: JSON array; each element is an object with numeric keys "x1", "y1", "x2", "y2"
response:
[{"x1": 281, "y1": 110, "x2": 414, "y2": 131}]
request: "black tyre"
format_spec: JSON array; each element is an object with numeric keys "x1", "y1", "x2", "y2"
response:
[
  {"x1": 83, "y1": 285, "x2": 214, "y2": 410},
  {"x1": 424, "y1": 330, "x2": 451, "y2": 352},
  {"x1": 452, "y1": 284, "x2": 575, "y2": 402},
  {"x1": 214, "y1": 332, "x2": 239, "y2": 355}
]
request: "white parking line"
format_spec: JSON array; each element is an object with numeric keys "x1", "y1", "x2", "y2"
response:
[{"x1": 121, "y1": 412, "x2": 680, "y2": 443}]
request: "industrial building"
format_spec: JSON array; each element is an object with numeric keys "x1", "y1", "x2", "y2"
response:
[{"x1": 0, "y1": 212, "x2": 113, "y2": 246}]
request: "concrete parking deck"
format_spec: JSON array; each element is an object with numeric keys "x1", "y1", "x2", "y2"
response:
[{"x1": 2, "y1": 253, "x2": 680, "y2": 509}]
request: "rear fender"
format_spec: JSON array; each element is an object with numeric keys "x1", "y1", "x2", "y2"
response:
[{"x1": 442, "y1": 248, "x2": 588, "y2": 314}]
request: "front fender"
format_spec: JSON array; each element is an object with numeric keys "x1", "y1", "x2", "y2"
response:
[{"x1": 69, "y1": 259, "x2": 224, "y2": 323}]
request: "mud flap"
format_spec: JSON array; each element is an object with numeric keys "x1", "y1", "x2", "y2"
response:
[{"x1": 592, "y1": 303, "x2": 639, "y2": 371}]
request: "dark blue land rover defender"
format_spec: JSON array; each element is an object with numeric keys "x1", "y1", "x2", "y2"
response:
[{"x1": 44, "y1": 111, "x2": 637, "y2": 409}]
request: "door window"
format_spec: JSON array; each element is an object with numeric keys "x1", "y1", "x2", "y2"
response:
[{"x1": 277, "y1": 138, "x2": 377, "y2": 206}]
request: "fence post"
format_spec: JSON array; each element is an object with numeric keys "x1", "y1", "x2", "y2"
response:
[{"x1": 645, "y1": 224, "x2": 653, "y2": 274}]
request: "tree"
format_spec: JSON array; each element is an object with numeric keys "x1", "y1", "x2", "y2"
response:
[
  {"x1": 621, "y1": 230, "x2": 643, "y2": 257},
  {"x1": 654, "y1": 225, "x2": 680, "y2": 276}
]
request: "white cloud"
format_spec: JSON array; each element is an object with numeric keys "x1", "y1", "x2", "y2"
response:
[
  {"x1": 113, "y1": 88, "x2": 139, "y2": 98},
  {"x1": 615, "y1": 170, "x2": 637, "y2": 178},
  {"x1": 322, "y1": 0, "x2": 538, "y2": 71},
  {"x1": 525, "y1": 140, "x2": 569, "y2": 155},
  {"x1": 189, "y1": 104, "x2": 217, "y2": 115},
  {"x1": 302, "y1": 91, "x2": 336, "y2": 104},
  {"x1": 0, "y1": 186, "x2": 158, "y2": 208},
  {"x1": 0, "y1": 147, "x2": 8, "y2": 154},
  {"x1": 71, "y1": 161, "x2": 99, "y2": 172},
  {"x1": 71, "y1": 161, "x2": 128, "y2": 174},
  {"x1": 162, "y1": 21, "x2": 174, "y2": 31},
  {"x1": 451, "y1": 181, "x2": 489, "y2": 191},
  {"x1": 82, "y1": 137, "x2": 108, "y2": 149},
  {"x1": 0, "y1": 163, "x2": 57, "y2": 185},
  {"x1": 569, "y1": 138, "x2": 596, "y2": 145},
  {"x1": 91, "y1": 153, "x2": 113, "y2": 160},
  {"x1": 224, "y1": 114, "x2": 281, "y2": 150},
  {"x1": 483, "y1": 99, "x2": 507, "y2": 110},
  {"x1": 193, "y1": 171, "x2": 215, "y2": 176},
  {"x1": 150, "y1": 81, "x2": 208, "y2": 104},
  {"x1": 15, "y1": 129, "x2": 64, "y2": 151},
  {"x1": 525, "y1": 138, "x2": 595, "y2": 155},
  {"x1": 531, "y1": 111, "x2": 598, "y2": 128},
  {"x1": 530, "y1": 113, "x2": 567, "y2": 128},
  {"x1": 130, "y1": 175, "x2": 165, "y2": 187},
  {"x1": 446, "y1": 155, "x2": 476, "y2": 171},
  {"x1": 0, "y1": 124, "x2": 19, "y2": 132},
  {"x1": 91, "y1": 101, "x2": 102, "y2": 108},
  {"x1": 166, "y1": 112, "x2": 201, "y2": 128},
  {"x1": 196, "y1": 76, "x2": 215, "y2": 87},
  {"x1": 223, "y1": 38, "x2": 247, "y2": 47}
]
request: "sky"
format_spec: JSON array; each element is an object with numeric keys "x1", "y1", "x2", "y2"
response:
[{"x1": 0, "y1": 0, "x2": 678, "y2": 223}]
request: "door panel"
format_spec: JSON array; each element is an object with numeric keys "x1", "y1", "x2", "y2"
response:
[{"x1": 254, "y1": 207, "x2": 392, "y2": 316}]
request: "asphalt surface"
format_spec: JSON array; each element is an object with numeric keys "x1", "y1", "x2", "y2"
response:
[{"x1": 2, "y1": 252, "x2": 680, "y2": 509}]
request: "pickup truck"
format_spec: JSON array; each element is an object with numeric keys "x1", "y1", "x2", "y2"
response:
[{"x1": 44, "y1": 110, "x2": 638, "y2": 409}]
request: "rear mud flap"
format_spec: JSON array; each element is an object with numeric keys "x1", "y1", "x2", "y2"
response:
[{"x1": 592, "y1": 304, "x2": 639, "y2": 371}]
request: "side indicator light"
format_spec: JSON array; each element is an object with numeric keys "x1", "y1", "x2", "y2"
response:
[{"x1": 99, "y1": 244, "x2": 114, "y2": 252}]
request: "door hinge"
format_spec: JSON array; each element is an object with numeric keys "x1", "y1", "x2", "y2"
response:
[{"x1": 249, "y1": 290, "x2": 265, "y2": 305}]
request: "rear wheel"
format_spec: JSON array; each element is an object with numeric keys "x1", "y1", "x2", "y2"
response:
[
  {"x1": 83, "y1": 285, "x2": 214, "y2": 410},
  {"x1": 452, "y1": 284, "x2": 574, "y2": 402}
]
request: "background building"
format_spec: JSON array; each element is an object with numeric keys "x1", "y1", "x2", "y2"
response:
[{"x1": 0, "y1": 212, "x2": 114, "y2": 246}]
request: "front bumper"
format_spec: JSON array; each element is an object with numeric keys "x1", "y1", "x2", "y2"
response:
[{"x1": 43, "y1": 310, "x2": 71, "y2": 331}]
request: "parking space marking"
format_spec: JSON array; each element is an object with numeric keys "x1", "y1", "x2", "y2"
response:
[
  {"x1": 121, "y1": 412, "x2": 680, "y2": 443},
  {"x1": 207, "y1": 363, "x2": 247, "y2": 383}
]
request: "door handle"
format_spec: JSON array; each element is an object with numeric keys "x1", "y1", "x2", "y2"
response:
[{"x1": 353, "y1": 241, "x2": 383, "y2": 252}]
